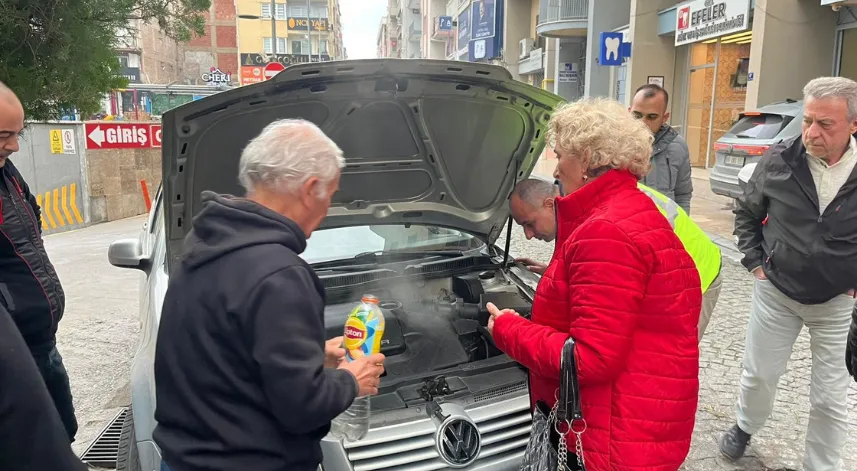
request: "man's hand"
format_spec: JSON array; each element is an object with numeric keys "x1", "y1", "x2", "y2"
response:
[
  {"x1": 485, "y1": 302, "x2": 520, "y2": 336},
  {"x1": 339, "y1": 353, "x2": 386, "y2": 397},
  {"x1": 752, "y1": 267, "x2": 767, "y2": 281},
  {"x1": 515, "y1": 257, "x2": 548, "y2": 275},
  {"x1": 325, "y1": 337, "x2": 346, "y2": 368}
]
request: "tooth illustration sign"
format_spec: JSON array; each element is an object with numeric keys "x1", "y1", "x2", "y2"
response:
[{"x1": 605, "y1": 37, "x2": 620, "y2": 61}]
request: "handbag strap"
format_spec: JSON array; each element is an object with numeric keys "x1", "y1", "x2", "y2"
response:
[{"x1": 556, "y1": 337, "x2": 583, "y2": 424}]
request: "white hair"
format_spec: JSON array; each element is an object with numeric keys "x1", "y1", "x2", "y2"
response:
[
  {"x1": 238, "y1": 119, "x2": 345, "y2": 195},
  {"x1": 803, "y1": 77, "x2": 857, "y2": 121}
]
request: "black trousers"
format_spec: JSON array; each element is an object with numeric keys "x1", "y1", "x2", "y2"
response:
[{"x1": 32, "y1": 347, "x2": 78, "y2": 442}]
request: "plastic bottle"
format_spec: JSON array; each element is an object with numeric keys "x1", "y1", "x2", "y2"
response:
[{"x1": 330, "y1": 295, "x2": 386, "y2": 442}]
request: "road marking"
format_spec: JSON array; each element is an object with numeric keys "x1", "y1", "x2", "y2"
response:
[
  {"x1": 43, "y1": 191, "x2": 57, "y2": 229},
  {"x1": 53, "y1": 189, "x2": 65, "y2": 226},
  {"x1": 69, "y1": 183, "x2": 83, "y2": 224},
  {"x1": 61, "y1": 186, "x2": 74, "y2": 225}
]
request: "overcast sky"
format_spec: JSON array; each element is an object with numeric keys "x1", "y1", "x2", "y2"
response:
[{"x1": 340, "y1": 0, "x2": 387, "y2": 59}]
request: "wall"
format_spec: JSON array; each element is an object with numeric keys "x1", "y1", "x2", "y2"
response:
[
  {"x1": 584, "y1": 0, "x2": 631, "y2": 97},
  {"x1": 138, "y1": 21, "x2": 183, "y2": 84},
  {"x1": 745, "y1": 0, "x2": 837, "y2": 109},
  {"x1": 11, "y1": 123, "x2": 87, "y2": 235},
  {"x1": 555, "y1": 40, "x2": 584, "y2": 100},
  {"x1": 12, "y1": 122, "x2": 162, "y2": 233},
  {"x1": 625, "y1": 0, "x2": 679, "y2": 105},
  {"x1": 503, "y1": 0, "x2": 533, "y2": 80},
  {"x1": 85, "y1": 147, "x2": 161, "y2": 223},
  {"x1": 182, "y1": 0, "x2": 239, "y2": 86}
]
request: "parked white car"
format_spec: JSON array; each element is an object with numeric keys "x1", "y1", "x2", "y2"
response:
[{"x1": 108, "y1": 59, "x2": 563, "y2": 471}]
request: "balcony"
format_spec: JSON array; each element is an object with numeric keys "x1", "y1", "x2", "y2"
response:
[
  {"x1": 537, "y1": 0, "x2": 589, "y2": 38},
  {"x1": 431, "y1": 15, "x2": 454, "y2": 41},
  {"x1": 408, "y1": 20, "x2": 422, "y2": 40},
  {"x1": 390, "y1": 1, "x2": 401, "y2": 16}
]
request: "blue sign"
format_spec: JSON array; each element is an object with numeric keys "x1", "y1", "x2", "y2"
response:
[
  {"x1": 471, "y1": 0, "x2": 496, "y2": 39},
  {"x1": 748, "y1": 72, "x2": 754, "y2": 82},
  {"x1": 457, "y1": 9, "x2": 471, "y2": 56},
  {"x1": 438, "y1": 16, "x2": 453, "y2": 31},
  {"x1": 599, "y1": 32, "x2": 625, "y2": 66}
]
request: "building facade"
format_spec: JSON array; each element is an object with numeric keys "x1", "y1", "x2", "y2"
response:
[
  {"x1": 236, "y1": 0, "x2": 343, "y2": 86},
  {"x1": 179, "y1": 0, "x2": 241, "y2": 86},
  {"x1": 378, "y1": 0, "x2": 422, "y2": 58}
]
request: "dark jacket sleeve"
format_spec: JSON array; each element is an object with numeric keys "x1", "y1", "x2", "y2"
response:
[
  {"x1": 733, "y1": 153, "x2": 770, "y2": 273},
  {"x1": 0, "y1": 305, "x2": 87, "y2": 471},
  {"x1": 669, "y1": 140, "x2": 693, "y2": 214},
  {"x1": 246, "y1": 266, "x2": 358, "y2": 435},
  {"x1": 6, "y1": 161, "x2": 42, "y2": 233}
]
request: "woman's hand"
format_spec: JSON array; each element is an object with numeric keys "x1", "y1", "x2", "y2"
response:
[
  {"x1": 485, "y1": 302, "x2": 520, "y2": 336},
  {"x1": 325, "y1": 337, "x2": 346, "y2": 368}
]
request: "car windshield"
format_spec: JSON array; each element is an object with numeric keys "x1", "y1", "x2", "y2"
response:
[{"x1": 301, "y1": 225, "x2": 485, "y2": 264}]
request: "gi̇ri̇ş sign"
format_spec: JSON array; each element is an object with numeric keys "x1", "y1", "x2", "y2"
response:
[{"x1": 674, "y1": 0, "x2": 750, "y2": 47}]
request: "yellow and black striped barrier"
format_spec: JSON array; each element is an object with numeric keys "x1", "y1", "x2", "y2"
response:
[{"x1": 35, "y1": 183, "x2": 85, "y2": 233}]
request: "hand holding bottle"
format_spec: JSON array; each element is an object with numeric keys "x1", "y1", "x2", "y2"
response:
[{"x1": 339, "y1": 353, "x2": 386, "y2": 396}]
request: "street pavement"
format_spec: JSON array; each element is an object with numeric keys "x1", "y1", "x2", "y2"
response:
[{"x1": 44, "y1": 179, "x2": 857, "y2": 470}]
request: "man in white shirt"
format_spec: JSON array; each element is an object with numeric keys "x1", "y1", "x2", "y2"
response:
[{"x1": 724, "y1": 77, "x2": 857, "y2": 471}]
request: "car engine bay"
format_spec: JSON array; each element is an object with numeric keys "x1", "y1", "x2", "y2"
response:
[{"x1": 323, "y1": 269, "x2": 532, "y2": 385}]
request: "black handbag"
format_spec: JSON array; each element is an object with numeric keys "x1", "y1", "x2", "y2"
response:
[{"x1": 521, "y1": 338, "x2": 586, "y2": 471}]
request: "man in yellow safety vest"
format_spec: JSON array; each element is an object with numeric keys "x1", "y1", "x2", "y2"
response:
[{"x1": 509, "y1": 177, "x2": 722, "y2": 341}]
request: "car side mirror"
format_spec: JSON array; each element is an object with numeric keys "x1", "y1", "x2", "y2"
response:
[{"x1": 108, "y1": 238, "x2": 151, "y2": 271}]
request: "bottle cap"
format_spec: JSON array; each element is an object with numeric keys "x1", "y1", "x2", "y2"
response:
[{"x1": 361, "y1": 294, "x2": 380, "y2": 304}]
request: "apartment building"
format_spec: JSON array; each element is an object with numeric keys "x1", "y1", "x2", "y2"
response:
[
  {"x1": 236, "y1": 0, "x2": 344, "y2": 85},
  {"x1": 377, "y1": 0, "x2": 422, "y2": 58},
  {"x1": 177, "y1": 0, "x2": 241, "y2": 86}
]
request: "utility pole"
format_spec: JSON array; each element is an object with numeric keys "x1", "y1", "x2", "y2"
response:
[
  {"x1": 271, "y1": 0, "x2": 277, "y2": 58},
  {"x1": 307, "y1": 0, "x2": 312, "y2": 60}
]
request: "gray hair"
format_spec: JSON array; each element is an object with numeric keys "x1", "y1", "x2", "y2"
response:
[
  {"x1": 238, "y1": 119, "x2": 345, "y2": 195},
  {"x1": 512, "y1": 178, "x2": 558, "y2": 207},
  {"x1": 803, "y1": 77, "x2": 857, "y2": 121}
]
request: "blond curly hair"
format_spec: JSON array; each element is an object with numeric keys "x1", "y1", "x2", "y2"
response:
[{"x1": 547, "y1": 97, "x2": 653, "y2": 179}]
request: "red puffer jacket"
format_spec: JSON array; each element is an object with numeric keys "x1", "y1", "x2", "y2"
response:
[{"x1": 494, "y1": 169, "x2": 701, "y2": 471}]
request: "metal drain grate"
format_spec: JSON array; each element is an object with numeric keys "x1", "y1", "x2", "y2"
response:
[{"x1": 79, "y1": 408, "x2": 129, "y2": 468}]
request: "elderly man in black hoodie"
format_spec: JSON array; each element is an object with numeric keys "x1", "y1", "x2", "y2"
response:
[{"x1": 153, "y1": 119, "x2": 385, "y2": 471}]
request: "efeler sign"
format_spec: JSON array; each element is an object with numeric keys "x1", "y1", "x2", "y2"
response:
[
  {"x1": 287, "y1": 17, "x2": 329, "y2": 31},
  {"x1": 675, "y1": 0, "x2": 749, "y2": 46}
]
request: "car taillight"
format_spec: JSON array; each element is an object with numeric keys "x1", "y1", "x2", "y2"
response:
[
  {"x1": 713, "y1": 143, "x2": 729, "y2": 151},
  {"x1": 733, "y1": 144, "x2": 770, "y2": 156}
]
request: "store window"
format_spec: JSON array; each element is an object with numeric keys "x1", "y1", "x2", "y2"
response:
[
  {"x1": 292, "y1": 39, "x2": 310, "y2": 55},
  {"x1": 319, "y1": 39, "x2": 329, "y2": 55},
  {"x1": 838, "y1": 28, "x2": 857, "y2": 80},
  {"x1": 683, "y1": 34, "x2": 751, "y2": 168}
]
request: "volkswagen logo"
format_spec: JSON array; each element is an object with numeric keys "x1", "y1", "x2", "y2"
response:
[{"x1": 436, "y1": 417, "x2": 481, "y2": 467}]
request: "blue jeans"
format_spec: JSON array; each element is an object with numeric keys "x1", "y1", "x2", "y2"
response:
[{"x1": 161, "y1": 461, "x2": 172, "y2": 471}]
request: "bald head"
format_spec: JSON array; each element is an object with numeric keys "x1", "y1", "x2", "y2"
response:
[
  {"x1": 0, "y1": 82, "x2": 25, "y2": 167},
  {"x1": 510, "y1": 178, "x2": 559, "y2": 242}
]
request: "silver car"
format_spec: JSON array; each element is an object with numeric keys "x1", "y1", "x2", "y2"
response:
[
  {"x1": 709, "y1": 99, "x2": 803, "y2": 199},
  {"x1": 107, "y1": 59, "x2": 562, "y2": 471}
]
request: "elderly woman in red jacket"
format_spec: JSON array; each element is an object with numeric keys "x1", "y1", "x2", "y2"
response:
[{"x1": 487, "y1": 97, "x2": 701, "y2": 471}]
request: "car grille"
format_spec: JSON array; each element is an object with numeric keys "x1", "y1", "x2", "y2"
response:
[{"x1": 343, "y1": 395, "x2": 531, "y2": 471}]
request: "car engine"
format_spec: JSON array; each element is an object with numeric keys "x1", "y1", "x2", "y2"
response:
[{"x1": 323, "y1": 270, "x2": 532, "y2": 380}]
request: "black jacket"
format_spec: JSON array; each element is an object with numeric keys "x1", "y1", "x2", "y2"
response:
[
  {"x1": 734, "y1": 135, "x2": 857, "y2": 304},
  {"x1": 0, "y1": 160, "x2": 65, "y2": 353},
  {"x1": 153, "y1": 192, "x2": 358, "y2": 471},
  {"x1": 849, "y1": 305, "x2": 857, "y2": 381},
  {"x1": 0, "y1": 304, "x2": 86, "y2": 471}
]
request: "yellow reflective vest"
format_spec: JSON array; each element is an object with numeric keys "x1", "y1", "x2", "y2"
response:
[{"x1": 637, "y1": 183, "x2": 722, "y2": 293}]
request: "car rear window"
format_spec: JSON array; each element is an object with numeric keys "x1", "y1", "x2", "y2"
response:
[{"x1": 724, "y1": 113, "x2": 791, "y2": 140}]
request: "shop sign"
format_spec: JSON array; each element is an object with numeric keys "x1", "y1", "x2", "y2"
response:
[
  {"x1": 518, "y1": 48, "x2": 544, "y2": 75},
  {"x1": 118, "y1": 67, "x2": 141, "y2": 83},
  {"x1": 240, "y1": 66, "x2": 265, "y2": 86},
  {"x1": 201, "y1": 67, "x2": 232, "y2": 85},
  {"x1": 287, "y1": 17, "x2": 329, "y2": 31},
  {"x1": 457, "y1": 8, "x2": 471, "y2": 57},
  {"x1": 240, "y1": 53, "x2": 332, "y2": 67},
  {"x1": 471, "y1": 0, "x2": 496, "y2": 40},
  {"x1": 675, "y1": 0, "x2": 750, "y2": 47}
]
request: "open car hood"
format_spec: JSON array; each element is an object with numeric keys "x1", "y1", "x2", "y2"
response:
[{"x1": 161, "y1": 59, "x2": 563, "y2": 266}]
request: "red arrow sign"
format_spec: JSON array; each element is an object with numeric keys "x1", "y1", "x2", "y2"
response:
[
  {"x1": 85, "y1": 123, "x2": 153, "y2": 149},
  {"x1": 263, "y1": 62, "x2": 286, "y2": 80},
  {"x1": 150, "y1": 124, "x2": 162, "y2": 148}
]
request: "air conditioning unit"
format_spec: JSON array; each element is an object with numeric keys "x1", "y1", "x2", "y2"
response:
[{"x1": 519, "y1": 38, "x2": 534, "y2": 59}]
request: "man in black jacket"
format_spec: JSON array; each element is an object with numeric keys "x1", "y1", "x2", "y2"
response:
[
  {"x1": 0, "y1": 83, "x2": 77, "y2": 441},
  {"x1": 721, "y1": 77, "x2": 857, "y2": 471},
  {"x1": 153, "y1": 119, "x2": 386, "y2": 471},
  {"x1": 0, "y1": 304, "x2": 87, "y2": 471}
]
